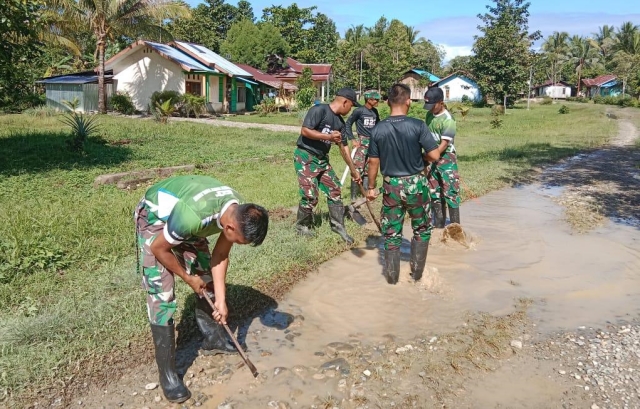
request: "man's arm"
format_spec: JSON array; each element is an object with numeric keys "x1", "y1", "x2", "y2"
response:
[
  {"x1": 300, "y1": 106, "x2": 341, "y2": 143},
  {"x1": 343, "y1": 109, "x2": 359, "y2": 142},
  {"x1": 437, "y1": 139, "x2": 449, "y2": 155},
  {"x1": 210, "y1": 233, "x2": 234, "y2": 325},
  {"x1": 366, "y1": 158, "x2": 380, "y2": 200},
  {"x1": 420, "y1": 123, "x2": 441, "y2": 163},
  {"x1": 301, "y1": 127, "x2": 340, "y2": 143},
  {"x1": 150, "y1": 234, "x2": 205, "y2": 294}
]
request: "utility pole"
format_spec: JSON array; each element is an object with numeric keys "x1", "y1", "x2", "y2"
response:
[
  {"x1": 359, "y1": 51, "x2": 363, "y2": 98},
  {"x1": 527, "y1": 65, "x2": 533, "y2": 110}
]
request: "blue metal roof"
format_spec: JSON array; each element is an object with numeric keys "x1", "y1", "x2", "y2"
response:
[
  {"x1": 237, "y1": 77, "x2": 258, "y2": 85},
  {"x1": 410, "y1": 69, "x2": 440, "y2": 82},
  {"x1": 600, "y1": 79, "x2": 619, "y2": 88},
  {"x1": 174, "y1": 41, "x2": 252, "y2": 77},
  {"x1": 37, "y1": 74, "x2": 113, "y2": 84},
  {"x1": 145, "y1": 41, "x2": 216, "y2": 73}
]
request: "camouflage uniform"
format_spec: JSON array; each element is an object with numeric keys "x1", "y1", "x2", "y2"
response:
[
  {"x1": 427, "y1": 152, "x2": 461, "y2": 208},
  {"x1": 381, "y1": 174, "x2": 432, "y2": 251},
  {"x1": 293, "y1": 147, "x2": 342, "y2": 211},
  {"x1": 352, "y1": 136, "x2": 371, "y2": 176}
]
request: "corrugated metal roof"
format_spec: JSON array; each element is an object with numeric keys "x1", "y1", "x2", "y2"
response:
[
  {"x1": 37, "y1": 74, "x2": 114, "y2": 84},
  {"x1": 146, "y1": 41, "x2": 216, "y2": 73},
  {"x1": 582, "y1": 74, "x2": 617, "y2": 87},
  {"x1": 410, "y1": 69, "x2": 440, "y2": 82},
  {"x1": 173, "y1": 41, "x2": 252, "y2": 77},
  {"x1": 237, "y1": 77, "x2": 258, "y2": 85}
]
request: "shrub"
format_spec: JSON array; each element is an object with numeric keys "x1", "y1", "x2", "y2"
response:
[
  {"x1": 60, "y1": 98, "x2": 101, "y2": 151},
  {"x1": 461, "y1": 95, "x2": 472, "y2": 106},
  {"x1": 566, "y1": 96, "x2": 588, "y2": 103},
  {"x1": 491, "y1": 104, "x2": 505, "y2": 115},
  {"x1": 541, "y1": 96, "x2": 553, "y2": 105},
  {"x1": 154, "y1": 99, "x2": 176, "y2": 124},
  {"x1": 296, "y1": 87, "x2": 317, "y2": 110},
  {"x1": 150, "y1": 90, "x2": 184, "y2": 114},
  {"x1": 593, "y1": 95, "x2": 604, "y2": 104},
  {"x1": 256, "y1": 97, "x2": 278, "y2": 116},
  {"x1": 23, "y1": 106, "x2": 58, "y2": 117},
  {"x1": 490, "y1": 116, "x2": 503, "y2": 128},
  {"x1": 619, "y1": 96, "x2": 639, "y2": 108},
  {"x1": 183, "y1": 93, "x2": 206, "y2": 118},
  {"x1": 109, "y1": 92, "x2": 135, "y2": 115},
  {"x1": 558, "y1": 105, "x2": 570, "y2": 114}
]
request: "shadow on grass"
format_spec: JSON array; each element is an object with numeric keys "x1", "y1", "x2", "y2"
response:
[
  {"x1": 0, "y1": 130, "x2": 132, "y2": 176},
  {"x1": 459, "y1": 142, "x2": 580, "y2": 166}
]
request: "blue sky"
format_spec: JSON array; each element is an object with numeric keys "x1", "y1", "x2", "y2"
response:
[{"x1": 191, "y1": 0, "x2": 640, "y2": 61}]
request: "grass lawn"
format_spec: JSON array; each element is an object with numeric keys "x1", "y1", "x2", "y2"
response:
[
  {"x1": 0, "y1": 102, "x2": 616, "y2": 406},
  {"x1": 224, "y1": 111, "x2": 303, "y2": 127}
]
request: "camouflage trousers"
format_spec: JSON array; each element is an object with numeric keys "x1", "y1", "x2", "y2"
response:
[
  {"x1": 294, "y1": 147, "x2": 342, "y2": 211},
  {"x1": 134, "y1": 202, "x2": 212, "y2": 326},
  {"x1": 426, "y1": 152, "x2": 461, "y2": 208},
  {"x1": 380, "y1": 174, "x2": 432, "y2": 251},
  {"x1": 352, "y1": 136, "x2": 370, "y2": 176}
]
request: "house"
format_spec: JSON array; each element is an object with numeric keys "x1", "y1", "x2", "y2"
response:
[
  {"x1": 582, "y1": 75, "x2": 621, "y2": 98},
  {"x1": 431, "y1": 72, "x2": 481, "y2": 102},
  {"x1": 400, "y1": 69, "x2": 441, "y2": 101},
  {"x1": 37, "y1": 70, "x2": 115, "y2": 113},
  {"x1": 235, "y1": 63, "x2": 297, "y2": 107},
  {"x1": 269, "y1": 57, "x2": 332, "y2": 102},
  {"x1": 104, "y1": 40, "x2": 256, "y2": 113},
  {"x1": 532, "y1": 80, "x2": 574, "y2": 99}
]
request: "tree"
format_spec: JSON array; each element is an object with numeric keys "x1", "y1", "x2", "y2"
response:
[
  {"x1": 296, "y1": 67, "x2": 316, "y2": 109},
  {"x1": 220, "y1": 20, "x2": 289, "y2": 71},
  {"x1": 412, "y1": 38, "x2": 445, "y2": 75},
  {"x1": 48, "y1": 0, "x2": 189, "y2": 113},
  {"x1": 615, "y1": 22, "x2": 640, "y2": 55},
  {"x1": 298, "y1": 12, "x2": 339, "y2": 63},
  {"x1": 591, "y1": 25, "x2": 617, "y2": 70},
  {"x1": 567, "y1": 35, "x2": 601, "y2": 94},
  {"x1": 542, "y1": 31, "x2": 569, "y2": 87},
  {"x1": 444, "y1": 55, "x2": 472, "y2": 75},
  {"x1": 471, "y1": 0, "x2": 541, "y2": 106},
  {"x1": 384, "y1": 19, "x2": 413, "y2": 84},
  {"x1": 406, "y1": 26, "x2": 420, "y2": 46},
  {"x1": 236, "y1": 0, "x2": 254, "y2": 22}
]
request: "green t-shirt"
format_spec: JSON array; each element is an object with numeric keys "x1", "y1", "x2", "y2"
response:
[
  {"x1": 426, "y1": 109, "x2": 457, "y2": 153},
  {"x1": 143, "y1": 175, "x2": 245, "y2": 244}
]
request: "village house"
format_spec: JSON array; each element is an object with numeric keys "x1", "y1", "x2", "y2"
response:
[
  {"x1": 269, "y1": 57, "x2": 332, "y2": 102},
  {"x1": 399, "y1": 69, "x2": 441, "y2": 101},
  {"x1": 431, "y1": 72, "x2": 482, "y2": 102},
  {"x1": 235, "y1": 63, "x2": 297, "y2": 107},
  {"x1": 103, "y1": 40, "x2": 256, "y2": 113},
  {"x1": 581, "y1": 75, "x2": 621, "y2": 98},
  {"x1": 37, "y1": 70, "x2": 115, "y2": 113},
  {"x1": 532, "y1": 80, "x2": 574, "y2": 99}
]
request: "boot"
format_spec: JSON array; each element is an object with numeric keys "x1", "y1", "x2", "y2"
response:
[
  {"x1": 328, "y1": 203, "x2": 354, "y2": 245},
  {"x1": 432, "y1": 199, "x2": 446, "y2": 228},
  {"x1": 350, "y1": 180, "x2": 359, "y2": 202},
  {"x1": 409, "y1": 239, "x2": 429, "y2": 281},
  {"x1": 383, "y1": 249, "x2": 401, "y2": 284},
  {"x1": 195, "y1": 296, "x2": 241, "y2": 355},
  {"x1": 150, "y1": 323, "x2": 191, "y2": 403},
  {"x1": 295, "y1": 205, "x2": 315, "y2": 237},
  {"x1": 448, "y1": 206, "x2": 461, "y2": 224}
]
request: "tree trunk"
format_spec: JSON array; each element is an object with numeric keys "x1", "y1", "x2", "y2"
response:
[
  {"x1": 98, "y1": 36, "x2": 106, "y2": 114},
  {"x1": 577, "y1": 67, "x2": 581, "y2": 95}
]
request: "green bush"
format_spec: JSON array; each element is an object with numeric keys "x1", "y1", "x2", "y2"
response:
[
  {"x1": 23, "y1": 106, "x2": 59, "y2": 117},
  {"x1": 541, "y1": 96, "x2": 553, "y2": 105},
  {"x1": 296, "y1": 88, "x2": 317, "y2": 110},
  {"x1": 109, "y1": 92, "x2": 135, "y2": 115},
  {"x1": 619, "y1": 96, "x2": 639, "y2": 108},
  {"x1": 566, "y1": 96, "x2": 589, "y2": 103},
  {"x1": 150, "y1": 90, "x2": 184, "y2": 114},
  {"x1": 256, "y1": 97, "x2": 278, "y2": 116},
  {"x1": 491, "y1": 104, "x2": 505, "y2": 115},
  {"x1": 593, "y1": 95, "x2": 604, "y2": 104},
  {"x1": 490, "y1": 116, "x2": 503, "y2": 128},
  {"x1": 461, "y1": 95, "x2": 472, "y2": 106},
  {"x1": 183, "y1": 93, "x2": 206, "y2": 118},
  {"x1": 558, "y1": 105, "x2": 570, "y2": 114}
]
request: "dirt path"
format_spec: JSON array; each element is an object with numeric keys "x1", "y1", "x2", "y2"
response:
[
  {"x1": 61, "y1": 111, "x2": 640, "y2": 409},
  {"x1": 170, "y1": 116, "x2": 300, "y2": 133}
]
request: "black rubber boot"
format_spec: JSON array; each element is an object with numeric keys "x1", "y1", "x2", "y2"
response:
[
  {"x1": 448, "y1": 206, "x2": 461, "y2": 224},
  {"x1": 195, "y1": 296, "x2": 241, "y2": 356},
  {"x1": 328, "y1": 203, "x2": 354, "y2": 245},
  {"x1": 409, "y1": 239, "x2": 429, "y2": 281},
  {"x1": 350, "y1": 180, "x2": 358, "y2": 202},
  {"x1": 432, "y1": 199, "x2": 446, "y2": 228},
  {"x1": 150, "y1": 323, "x2": 191, "y2": 403},
  {"x1": 295, "y1": 205, "x2": 315, "y2": 237},
  {"x1": 383, "y1": 249, "x2": 401, "y2": 284}
]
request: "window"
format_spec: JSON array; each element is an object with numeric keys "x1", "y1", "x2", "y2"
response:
[
  {"x1": 186, "y1": 81, "x2": 202, "y2": 96},
  {"x1": 562, "y1": 87, "x2": 566, "y2": 95},
  {"x1": 237, "y1": 87, "x2": 246, "y2": 103},
  {"x1": 444, "y1": 86, "x2": 450, "y2": 100}
]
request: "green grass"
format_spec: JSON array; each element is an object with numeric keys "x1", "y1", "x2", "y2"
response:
[
  {"x1": 0, "y1": 103, "x2": 616, "y2": 406},
  {"x1": 224, "y1": 111, "x2": 303, "y2": 126}
]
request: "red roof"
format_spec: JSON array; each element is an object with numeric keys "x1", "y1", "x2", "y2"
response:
[
  {"x1": 582, "y1": 74, "x2": 616, "y2": 87},
  {"x1": 235, "y1": 63, "x2": 297, "y2": 91},
  {"x1": 269, "y1": 57, "x2": 331, "y2": 81}
]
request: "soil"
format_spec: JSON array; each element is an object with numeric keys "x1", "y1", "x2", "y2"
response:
[{"x1": 22, "y1": 111, "x2": 640, "y2": 409}]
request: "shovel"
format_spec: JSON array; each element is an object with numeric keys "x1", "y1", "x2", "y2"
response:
[{"x1": 201, "y1": 291, "x2": 259, "y2": 378}]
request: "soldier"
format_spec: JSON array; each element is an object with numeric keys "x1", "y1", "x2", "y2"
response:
[
  {"x1": 134, "y1": 175, "x2": 269, "y2": 403},
  {"x1": 423, "y1": 87, "x2": 461, "y2": 227},
  {"x1": 294, "y1": 88, "x2": 362, "y2": 244},
  {"x1": 344, "y1": 90, "x2": 381, "y2": 202},
  {"x1": 367, "y1": 84, "x2": 440, "y2": 284}
]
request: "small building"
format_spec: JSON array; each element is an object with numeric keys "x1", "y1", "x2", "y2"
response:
[
  {"x1": 582, "y1": 75, "x2": 621, "y2": 98},
  {"x1": 104, "y1": 40, "x2": 256, "y2": 114},
  {"x1": 269, "y1": 57, "x2": 332, "y2": 102},
  {"x1": 431, "y1": 72, "x2": 481, "y2": 102},
  {"x1": 37, "y1": 70, "x2": 115, "y2": 112},
  {"x1": 399, "y1": 69, "x2": 441, "y2": 101},
  {"x1": 532, "y1": 80, "x2": 573, "y2": 99},
  {"x1": 235, "y1": 63, "x2": 297, "y2": 107}
]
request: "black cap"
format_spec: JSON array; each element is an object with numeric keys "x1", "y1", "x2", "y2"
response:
[
  {"x1": 423, "y1": 87, "x2": 444, "y2": 110},
  {"x1": 336, "y1": 88, "x2": 361, "y2": 107}
]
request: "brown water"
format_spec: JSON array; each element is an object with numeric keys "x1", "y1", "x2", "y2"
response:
[{"x1": 201, "y1": 183, "x2": 640, "y2": 408}]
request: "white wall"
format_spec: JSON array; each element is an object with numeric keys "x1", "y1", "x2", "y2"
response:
[
  {"x1": 112, "y1": 46, "x2": 185, "y2": 111},
  {"x1": 438, "y1": 77, "x2": 481, "y2": 102},
  {"x1": 540, "y1": 85, "x2": 571, "y2": 99}
]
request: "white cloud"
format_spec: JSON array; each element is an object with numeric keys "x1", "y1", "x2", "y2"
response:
[{"x1": 441, "y1": 45, "x2": 473, "y2": 63}]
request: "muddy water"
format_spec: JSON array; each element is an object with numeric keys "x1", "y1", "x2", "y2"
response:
[{"x1": 203, "y1": 183, "x2": 640, "y2": 407}]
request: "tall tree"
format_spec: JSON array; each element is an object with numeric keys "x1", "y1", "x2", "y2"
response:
[
  {"x1": 235, "y1": 0, "x2": 254, "y2": 22},
  {"x1": 444, "y1": 55, "x2": 472, "y2": 75},
  {"x1": 412, "y1": 38, "x2": 445, "y2": 75},
  {"x1": 542, "y1": 31, "x2": 570, "y2": 86},
  {"x1": 300, "y1": 12, "x2": 339, "y2": 63},
  {"x1": 406, "y1": 26, "x2": 420, "y2": 46},
  {"x1": 567, "y1": 35, "x2": 600, "y2": 94},
  {"x1": 591, "y1": 24, "x2": 617, "y2": 69},
  {"x1": 48, "y1": 0, "x2": 190, "y2": 113},
  {"x1": 471, "y1": 0, "x2": 541, "y2": 105},
  {"x1": 615, "y1": 22, "x2": 640, "y2": 55},
  {"x1": 220, "y1": 20, "x2": 289, "y2": 71}
]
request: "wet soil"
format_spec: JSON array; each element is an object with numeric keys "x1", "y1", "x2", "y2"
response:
[{"x1": 48, "y1": 112, "x2": 640, "y2": 409}]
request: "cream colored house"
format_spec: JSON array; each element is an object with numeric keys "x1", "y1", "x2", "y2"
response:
[{"x1": 104, "y1": 40, "x2": 256, "y2": 113}]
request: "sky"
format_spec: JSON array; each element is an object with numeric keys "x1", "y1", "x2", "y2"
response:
[{"x1": 188, "y1": 0, "x2": 640, "y2": 62}]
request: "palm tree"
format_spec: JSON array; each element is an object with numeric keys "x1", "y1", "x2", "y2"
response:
[
  {"x1": 46, "y1": 0, "x2": 190, "y2": 113},
  {"x1": 615, "y1": 21, "x2": 640, "y2": 55},
  {"x1": 405, "y1": 25, "x2": 420, "y2": 46},
  {"x1": 567, "y1": 35, "x2": 601, "y2": 95},
  {"x1": 542, "y1": 31, "x2": 570, "y2": 88}
]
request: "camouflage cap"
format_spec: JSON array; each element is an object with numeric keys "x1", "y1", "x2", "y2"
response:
[{"x1": 364, "y1": 90, "x2": 382, "y2": 100}]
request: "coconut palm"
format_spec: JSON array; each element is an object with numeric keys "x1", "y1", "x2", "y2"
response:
[
  {"x1": 46, "y1": 0, "x2": 190, "y2": 113},
  {"x1": 615, "y1": 21, "x2": 640, "y2": 55},
  {"x1": 567, "y1": 35, "x2": 601, "y2": 94},
  {"x1": 542, "y1": 31, "x2": 570, "y2": 86},
  {"x1": 405, "y1": 25, "x2": 420, "y2": 46}
]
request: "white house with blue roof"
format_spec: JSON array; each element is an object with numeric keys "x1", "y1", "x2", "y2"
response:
[
  {"x1": 431, "y1": 72, "x2": 482, "y2": 103},
  {"x1": 104, "y1": 40, "x2": 257, "y2": 113}
]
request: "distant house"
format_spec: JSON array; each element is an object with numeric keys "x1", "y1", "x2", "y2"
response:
[
  {"x1": 37, "y1": 70, "x2": 115, "y2": 113},
  {"x1": 400, "y1": 69, "x2": 441, "y2": 101},
  {"x1": 104, "y1": 40, "x2": 256, "y2": 113},
  {"x1": 269, "y1": 57, "x2": 332, "y2": 102},
  {"x1": 582, "y1": 75, "x2": 621, "y2": 98},
  {"x1": 235, "y1": 63, "x2": 297, "y2": 106},
  {"x1": 431, "y1": 72, "x2": 482, "y2": 102},
  {"x1": 532, "y1": 80, "x2": 573, "y2": 99}
]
